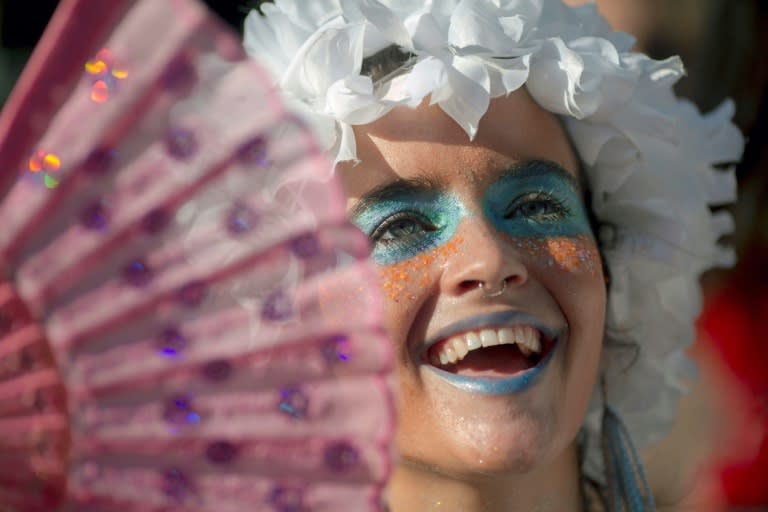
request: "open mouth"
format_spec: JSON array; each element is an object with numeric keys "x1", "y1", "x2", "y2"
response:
[{"x1": 424, "y1": 325, "x2": 558, "y2": 378}]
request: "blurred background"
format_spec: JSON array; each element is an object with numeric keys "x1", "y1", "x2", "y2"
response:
[{"x1": 2, "y1": 0, "x2": 767, "y2": 509}]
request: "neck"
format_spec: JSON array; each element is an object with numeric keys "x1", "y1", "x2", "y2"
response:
[{"x1": 385, "y1": 442, "x2": 585, "y2": 512}]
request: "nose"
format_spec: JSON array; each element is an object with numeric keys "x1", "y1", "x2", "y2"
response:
[{"x1": 440, "y1": 215, "x2": 528, "y2": 298}]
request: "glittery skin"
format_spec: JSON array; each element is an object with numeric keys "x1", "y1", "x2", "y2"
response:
[
  {"x1": 509, "y1": 234, "x2": 600, "y2": 276},
  {"x1": 379, "y1": 236, "x2": 463, "y2": 302}
]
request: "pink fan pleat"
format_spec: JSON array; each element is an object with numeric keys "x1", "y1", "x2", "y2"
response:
[{"x1": 0, "y1": 1, "x2": 394, "y2": 511}]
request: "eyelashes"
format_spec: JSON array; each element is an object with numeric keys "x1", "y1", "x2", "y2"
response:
[
  {"x1": 503, "y1": 191, "x2": 570, "y2": 222},
  {"x1": 368, "y1": 191, "x2": 571, "y2": 249},
  {"x1": 370, "y1": 211, "x2": 438, "y2": 246}
]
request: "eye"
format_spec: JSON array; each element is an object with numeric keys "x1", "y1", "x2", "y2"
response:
[
  {"x1": 505, "y1": 192, "x2": 569, "y2": 221},
  {"x1": 371, "y1": 212, "x2": 436, "y2": 244}
]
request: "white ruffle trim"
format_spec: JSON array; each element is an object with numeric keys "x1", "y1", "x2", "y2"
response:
[{"x1": 244, "y1": 0, "x2": 744, "y2": 483}]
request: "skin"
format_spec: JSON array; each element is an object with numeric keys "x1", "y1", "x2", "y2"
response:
[{"x1": 338, "y1": 88, "x2": 607, "y2": 511}]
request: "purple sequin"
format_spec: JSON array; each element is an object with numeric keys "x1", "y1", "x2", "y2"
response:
[
  {"x1": 80, "y1": 201, "x2": 110, "y2": 231},
  {"x1": 162, "y1": 56, "x2": 197, "y2": 94},
  {"x1": 202, "y1": 359, "x2": 232, "y2": 381},
  {"x1": 289, "y1": 233, "x2": 319, "y2": 259},
  {"x1": 267, "y1": 485, "x2": 305, "y2": 512},
  {"x1": 177, "y1": 281, "x2": 208, "y2": 308},
  {"x1": 236, "y1": 136, "x2": 269, "y2": 167},
  {"x1": 162, "y1": 468, "x2": 194, "y2": 502},
  {"x1": 123, "y1": 260, "x2": 152, "y2": 287},
  {"x1": 157, "y1": 326, "x2": 187, "y2": 357},
  {"x1": 206, "y1": 440, "x2": 238, "y2": 465},
  {"x1": 226, "y1": 202, "x2": 259, "y2": 235},
  {"x1": 141, "y1": 208, "x2": 170, "y2": 234},
  {"x1": 261, "y1": 290, "x2": 293, "y2": 322},
  {"x1": 321, "y1": 335, "x2": 351, "y2": 364},
  {"x1": 278, "y1": 387, "x2": 309, "y2": 419},
  {"x1": 82, "y1": 148, "x2": 115, "y2": 176},
  {"x1": 163, "y1": 394, "x2": 200, "y2": 426},
  {"x1": 323, "y1": 441, "x2": 359, "y2": 473},
  {"x1": 165, "y1": 128, "x2": 198, "y2": 160}
]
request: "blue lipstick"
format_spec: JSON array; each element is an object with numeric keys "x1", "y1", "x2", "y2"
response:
[{"x1": 421, "y1": 310, "x2": 561, "y2": 395}]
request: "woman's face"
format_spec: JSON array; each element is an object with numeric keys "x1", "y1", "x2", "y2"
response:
[{"x1": 338, "y1": 89, "x2": 606, "y2": 477}]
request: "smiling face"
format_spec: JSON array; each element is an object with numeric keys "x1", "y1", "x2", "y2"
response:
[{"x1": 338, "y1": 89, "x2": 606, "y2": 480}]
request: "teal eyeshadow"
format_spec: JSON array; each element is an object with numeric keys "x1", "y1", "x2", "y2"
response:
[
  {"x1": 351, "y1": 191, "x2": 463, "y2": 265},
  {"x1": 483, "y1": 171, "x2": 593, "y2": 238}
]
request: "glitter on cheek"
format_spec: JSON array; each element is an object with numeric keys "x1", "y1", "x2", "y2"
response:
[
  {"x1": 508, "y1": 235, "x2": 600, "y2": 276},
  {"x1": 379, "y1": 236, "x2": 463, "y2": 303},
  {"x1": 546, "y1": 235, "x2": 600, "y2": 276}
]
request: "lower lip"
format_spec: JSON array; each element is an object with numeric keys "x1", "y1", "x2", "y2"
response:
[{"x1": 423, "y1": 342, "x2": 559, "y2": 395}]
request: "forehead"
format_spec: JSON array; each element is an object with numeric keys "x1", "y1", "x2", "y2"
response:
[{"x1": 338, "y1": 88, "x2": 579, "y2": 199}]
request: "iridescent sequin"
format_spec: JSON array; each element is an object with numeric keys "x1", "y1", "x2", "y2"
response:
[
  {"x1": 278, "y1": 387, "x2": 309, "y2": 419},
  {"x1": 123, "y1": 260, "x2": 152, "y2": 287},
  {"x1": 165, "y1": 128, "x2": 198, "y2": 160},
  {"x1": 157, "y1": 326, "x2": 187, "y2": 357},
  {"x1": 141, "y1": 208, "x2": 170, "y2": 234},
  {"x1": 84, "y1": 49, "x2": 128, "y2": 103},
  {"x1": 206, "y1": 440, "x2": 238, "y2": 464},
  {"x1": 163, "y1": 394, "x2": 200, "y2": 426},
  {"x1": 268, "y1": 485, "x2": 305, "y2": 512},
  {"x1": 323, "y1": 440, "x2": 359, "y2": 473},
  {"x1": 226, "y1": 202, "x2": 259, "y2": 235},
  {"x1": 161, "y1": 55, "x2": 197, "y2": 94},
  {"x1": 202, "y1": 359, "x2": 232, "y2": 381},
  {"x1": 289, "y1": 233, "x2": 319, "y2": 259},
  {"x1": 80, "y1": 201, "x2": 110, "y2": 231},
  {"x1": 26, "y1": 149, "x2": 62, "y2": 189},
  {"x1": 321, "y1": 335, "x2": 351, "y2": 364},
  {"x1": 261, "y1": 290, "x2": 292, "y2": 321},
  {"x1": 177, "y1": 281, "x2": 208, "y2": 308},
  {"x1": 162, "y1": 468, "x2": 194, "y2": 502},
  {"x1": 236, "y1": 136, "x2": 269, "y2": 167},
  {"x1": 82, "y1": 148, "x2": 115, "y2": 176}
]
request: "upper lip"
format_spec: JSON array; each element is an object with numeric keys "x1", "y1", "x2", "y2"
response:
[{"x1": 419, "y1": 310, "x2": 560, "y2": 360}]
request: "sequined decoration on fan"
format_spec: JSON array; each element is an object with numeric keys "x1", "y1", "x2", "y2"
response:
[
  {"x1": 321, "y1": 335, "x2": 351, "y2": 364},
  {"x1": 24, "y1": 149, "x2": 62, "y2": 189},
  {"x1": 163, "y1": 394, "x2": 201, "y2": 432},
  {"x1": 278, "y1": 387, "x2": 309, "y2": 419},
  {"x1": 85, "y1": 48, "x2": 128, "y2": 103}
]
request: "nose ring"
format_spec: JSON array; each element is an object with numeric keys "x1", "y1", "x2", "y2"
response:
[{"x1": 479, "y1": 279, "x2": 506, "y2": 298}]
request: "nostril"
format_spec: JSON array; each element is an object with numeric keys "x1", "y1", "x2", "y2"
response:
[{"x1": 459, "y1": 281, "x2": 482, "y2": 293}]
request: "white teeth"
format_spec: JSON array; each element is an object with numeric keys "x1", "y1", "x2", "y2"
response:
[
  {"x1": 429, "y1": 325, "x2": 543, "y2": 367},
  {"x1": 453, "y1": 337, "x2": 469, "y2": 360},
  {"x1": 465, "y1": 332, "x2": 482, "y2": 350},
  {"x1": 479, "y1": 329, "x2": 499, "y2": 347},
  {"x1": 498, "y1": 327, "x2": 515, "y2": 344}
]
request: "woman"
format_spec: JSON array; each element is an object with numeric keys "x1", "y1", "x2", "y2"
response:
[{"x1": 244, "y1": 0, "x2": 743, "y2": 510}]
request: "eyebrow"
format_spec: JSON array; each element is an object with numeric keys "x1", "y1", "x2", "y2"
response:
[{"x1": 349, "y1": 160, "x2": 579, "y2": 219}]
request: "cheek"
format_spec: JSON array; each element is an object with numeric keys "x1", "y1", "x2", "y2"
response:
[
  {"x1": 378, "y1": 236, "x2": 464, "y2": 303},
  {"x1": 512, "y1": 234, "x2": 601, "y2": 277},
  {"x1": 376, "y1": 236, "x2": 464, "y2": 362}
]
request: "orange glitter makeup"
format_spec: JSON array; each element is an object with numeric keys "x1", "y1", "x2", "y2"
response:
[
  {"x1": 379, "y1": 236, "x2": 463, "y2": 302},
  {"x1": 509, "y1": 235, "x2": 599, "y2": 276},
  {"x1": 546, "y1": 236, "x2": 599, "y2": 275}
]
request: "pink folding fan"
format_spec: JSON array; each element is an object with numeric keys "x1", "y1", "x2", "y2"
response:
[{"x1": 0, "y1": 1, "x2": 394, "y2": 510}]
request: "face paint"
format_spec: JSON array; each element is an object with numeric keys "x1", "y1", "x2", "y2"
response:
[
  {"x1": 352, "y1": 191, "x2": 463, "y2": 266},
  {"x1": 483, "y1": 162, "x2": 593, "y2": 239},
  {"x1": 379, "y1": 236, "x2": 463, "y2": 302}
]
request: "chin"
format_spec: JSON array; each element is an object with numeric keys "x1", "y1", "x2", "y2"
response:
[{"x1": 398, "y1": 399, "x2": 569, "y2": 480}]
